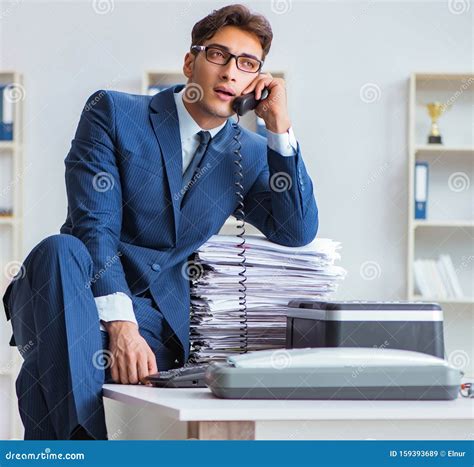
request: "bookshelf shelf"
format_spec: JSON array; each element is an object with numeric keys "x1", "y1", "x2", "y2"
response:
[
  {"x1": 407, "y1": 72, "x2": 474, "y2": 304},
  {"x1": 142, "y1": 70, "x2": 285, "y2": 237},
  {"x1": 0, "y1": 141, "x2": 17, "y2": 150},
  {"x1": 415, "y1": 146, "x2": 474, "y2": 156},
  {"x1": 413, "y1": 72, "x2": 474, "y2": 81},
  {"x1": 0, "y1": 217, "x2": 16, "y2": 225},
  {"x1": 413, "y1": 220, "x2": 474, "y2": 228}
]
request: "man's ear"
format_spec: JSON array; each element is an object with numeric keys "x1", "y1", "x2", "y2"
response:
[{"x1": 183, "y1": 52, "x2": 195, "y2": 79}]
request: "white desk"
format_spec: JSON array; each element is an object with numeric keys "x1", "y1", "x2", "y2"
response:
[{"x1": 103, "y1": 385, "x2": 474, "y2": 440}]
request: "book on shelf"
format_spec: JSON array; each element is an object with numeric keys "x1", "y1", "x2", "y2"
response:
[
  {"x1": 414, "y1": 254, "x2": 465, "y2": 299},
  {"x1": 0, "y1": 84, "x2": 14, "y2": 141},
  {"x1": 414, "y1": 161, "x2": 428, "y2": 220}
]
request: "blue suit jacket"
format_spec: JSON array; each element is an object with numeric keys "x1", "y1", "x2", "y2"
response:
[{"x1": 59, "y1": 84, "x2": 319, "y2": 361}]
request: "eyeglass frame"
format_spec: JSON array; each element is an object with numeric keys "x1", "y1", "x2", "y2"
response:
[{"x1": 190, "y1": 44, "x2": 264, "y2": 74}]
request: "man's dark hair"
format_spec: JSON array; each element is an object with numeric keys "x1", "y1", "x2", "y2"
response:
[{"x1": 191, "y1": 4, "x2": 273, "y2": 61}]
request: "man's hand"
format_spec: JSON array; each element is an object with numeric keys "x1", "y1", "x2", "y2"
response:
[
  {"x1": 241, "y1": 73, "x2": 291, "y2": 134},
  {"x1": 103, "y1": 321, "x2": 157, "y2": 385}
]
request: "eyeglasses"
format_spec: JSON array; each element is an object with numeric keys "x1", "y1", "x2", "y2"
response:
[{"x1": 191, "y1": 45, "x2": 263, "y2": 74}]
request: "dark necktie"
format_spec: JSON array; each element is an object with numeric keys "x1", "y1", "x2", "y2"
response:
[{"x1": 182, "y1": 130, "x2": 211, "y2": 189}]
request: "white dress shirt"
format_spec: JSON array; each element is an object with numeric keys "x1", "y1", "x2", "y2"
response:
[{"x1": 96, "y1": 87, "x2": 298, "y2": 331}]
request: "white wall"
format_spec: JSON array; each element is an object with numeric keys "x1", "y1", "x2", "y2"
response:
[{"x1": 1, "y1": 0, "x2": 472, "y2": 439}]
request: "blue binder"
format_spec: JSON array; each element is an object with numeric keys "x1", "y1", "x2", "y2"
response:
[
  {"x1": 414, "y1": 161, "x2": 428, "y2": 219},
  {"x1": 0, "y1": 84, "x2": 13, "y2": 141},
  {"x1": 0, "y1": 85, "x2": 3, "y2": 140}
]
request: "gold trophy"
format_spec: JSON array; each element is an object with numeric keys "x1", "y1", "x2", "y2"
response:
[{"x1": 426, "y1": 102, "x2": 448, "y2": 144}]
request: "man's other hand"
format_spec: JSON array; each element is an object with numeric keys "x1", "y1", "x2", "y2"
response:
[{"x1": 103, "y1": 321, "x2": 158, "y2": 385}]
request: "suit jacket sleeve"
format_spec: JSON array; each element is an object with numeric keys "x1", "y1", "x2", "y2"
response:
[
  {"x1": 242, "y1": 143, "x2": 319, "y2": 247},
  {"x1": 64, "y1": 90, "x2": 132, "y2": 299}
]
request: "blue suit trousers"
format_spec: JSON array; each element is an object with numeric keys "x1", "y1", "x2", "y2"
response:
[{"x1": 4, "y1": 234, "x2": 182, "y2": 440}]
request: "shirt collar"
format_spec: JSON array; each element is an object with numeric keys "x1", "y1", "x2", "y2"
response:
[{"x1": 173, "y1": 86, "x2": 227, "y2": 143}]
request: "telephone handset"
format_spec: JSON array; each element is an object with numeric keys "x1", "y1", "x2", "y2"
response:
[{"x1": 232, "y1": 87, "x2": 269, "y2": 116}]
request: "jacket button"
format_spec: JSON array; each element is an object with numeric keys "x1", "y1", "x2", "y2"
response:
[{"x1": 151, "y1": 263, "x2": 161, "y2": 272}]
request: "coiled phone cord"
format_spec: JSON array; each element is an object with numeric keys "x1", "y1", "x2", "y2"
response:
[
  {"x1": 231, "y1": 119, "x2": 249, "y2": 354},
  {"x1": 186, "y1": 119, "x2": 249, "y2": 365}
]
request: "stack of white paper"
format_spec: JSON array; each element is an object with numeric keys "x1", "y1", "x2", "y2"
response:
[{"x1": 189, "y1": 235, "x2": 347, "y2": 363}]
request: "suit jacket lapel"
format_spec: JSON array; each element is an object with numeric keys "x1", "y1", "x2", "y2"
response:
[{"x1": 149, "y1": 84, "x2": 184, "y2": 242}]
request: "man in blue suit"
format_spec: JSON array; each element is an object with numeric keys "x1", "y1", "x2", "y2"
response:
[{"x1": 2, "y1": 4, "x2": 318, "y2": 439}]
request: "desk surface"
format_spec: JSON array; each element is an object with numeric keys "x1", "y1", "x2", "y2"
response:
[{"x1": 103, "y1": 384, "x2": 474, "y2": 422}]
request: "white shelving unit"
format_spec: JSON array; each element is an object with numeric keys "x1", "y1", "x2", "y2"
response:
[
  {"x1": 407, "y1": 72, "x2": 474, "y2": 305},
  {"x1": 143, "y1": 70, "x2": 285, "y2": 236},
  {"x1": 0, "y1": 71, "x2": 24, "y2": 439}
]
